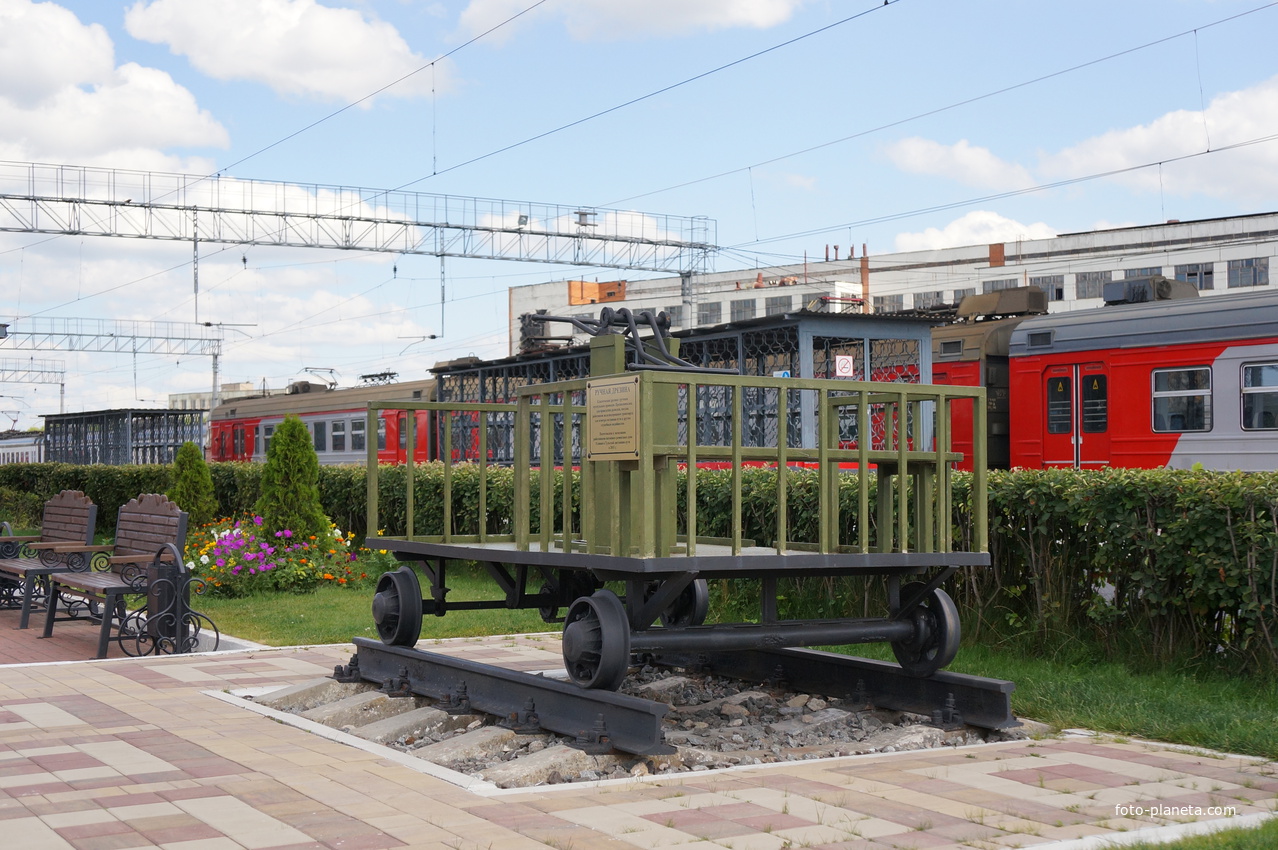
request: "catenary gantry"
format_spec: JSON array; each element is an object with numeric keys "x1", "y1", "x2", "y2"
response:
[{"x1": 0, "y1": 161, "x2": 716, "y2": 274}]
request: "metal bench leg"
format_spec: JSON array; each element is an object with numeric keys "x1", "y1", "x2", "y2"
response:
[
  {"x1": 41, "y1": 583, "x2": 59, "y2": 638},
  {"x1": 96, "y1": 593, "x2": 123, "y2": 659},
  {"x1": 18, "y1": 574, "x2": 43, "y2": 630}
]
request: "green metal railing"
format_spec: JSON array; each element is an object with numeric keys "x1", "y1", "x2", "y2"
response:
[
  {"x1": 365, "y1": 401, "x2": 517, "y2": 543},
  {"x1": 366, "y1": 372, "x2": 987, "y2": 560}
]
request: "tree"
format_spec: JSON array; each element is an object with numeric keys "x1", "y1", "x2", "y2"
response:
[
  {"x1": 167, "y1": 441, "x2": 217, "y2": 526},
  {"x1": 254, "y1": 414, "x2": 329, "y2": 540}
]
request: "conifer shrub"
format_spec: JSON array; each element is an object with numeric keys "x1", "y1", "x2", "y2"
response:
[
  {"x1": 254, "y1": 414, "x2": 330, "y2": 541},
  {"x1": 166, "y1": 441, "x2": 218, "y2": 526}
]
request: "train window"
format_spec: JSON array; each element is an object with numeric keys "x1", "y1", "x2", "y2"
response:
[
  {"x1": 938, "y1": 340, "x2": 962, "y2": 357},
  {"x1": 1027, "y1": 331, "x2": 1053, "y2": 348},
  {"x1": 376, "y1": 418, "x2": 387, "y2": 451},
  {"x1": 1242, "y1": 363, "x2": 1278, "y2": 430},
  {"x1": 351, "y1": 419, "x2": 366, "y2": 452},
  {"x1": 1047, "y1": 377, "x2": 1072, "y2": 434},
  {"x1": 331, "y1": 420, "x2": 346, "y2": 451},
  {"x1": 1152, "y1": 367, "x2": 1212, "y2": 432},
  {"x1": 398, "y1": 415, "x2": 407, "y2": 450},
  {"x1": 1082, "y1": 375, "x2": 1107, "y2": 433},
  {"x1": 313, "y1": 421, "x2": 326, "y2": 452},
  {"x1": 263, "y1": 424, "x2": 274, "y2": 453}
]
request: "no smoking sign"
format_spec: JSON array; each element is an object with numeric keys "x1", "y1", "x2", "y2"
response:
[{"x1": 834, "y1": 355, "x2": 856, "y2": 378}]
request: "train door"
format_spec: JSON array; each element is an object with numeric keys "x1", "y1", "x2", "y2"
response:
[{"x1": 1041, "y1": 362, "x2": 1110, "y2": 468}]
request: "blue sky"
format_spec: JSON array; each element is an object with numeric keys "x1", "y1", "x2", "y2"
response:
[{"x1": 1, "y1": 0, "x2": 1277, "y2": 430}]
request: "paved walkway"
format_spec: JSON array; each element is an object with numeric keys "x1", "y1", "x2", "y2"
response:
[{"x1": 1, "y1": 603, "x2": 1276, "y2": 849}]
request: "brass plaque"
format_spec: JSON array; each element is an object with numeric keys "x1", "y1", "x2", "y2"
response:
[{"x1": 587, "y1": 374, "x2": 640, "y2": 460}]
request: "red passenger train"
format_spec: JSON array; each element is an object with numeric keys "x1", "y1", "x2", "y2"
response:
[
  {"x1": 209, "y1": 379, "x2": 436, "y2": 465},
  {"x1": 932, "y1": 279, "x2": 1278, "y2": 471}
]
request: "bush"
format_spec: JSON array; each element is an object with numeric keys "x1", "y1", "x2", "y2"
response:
[
  {"x1": 167, "y1": 441, "x2": 217, "y2": 526},
  {"x1": 0, "y1": 485, "x2": 43, "y2": 528},
  {"x1": 254, "y1": 415, "x2": 329, "y2": 541}
]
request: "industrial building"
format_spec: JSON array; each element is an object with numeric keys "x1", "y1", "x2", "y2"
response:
[{"x1": 507, "y1": 211, "x2": 1277, "y2": 354}]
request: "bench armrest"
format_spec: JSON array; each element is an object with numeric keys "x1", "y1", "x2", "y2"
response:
[
  {"x1": 44, "y1": 543, "x2": 114, "y2": 554},
  {"x1": 108, "y1": 553, "x2": 177, "y2": 565}
]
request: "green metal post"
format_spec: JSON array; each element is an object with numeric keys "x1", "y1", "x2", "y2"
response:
[{"x1": 686, "y1": 381, "x2": 698, "y2": 557}]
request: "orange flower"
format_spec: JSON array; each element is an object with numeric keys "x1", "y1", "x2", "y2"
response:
[{"x1": 323, "y1": 573, "x2": 334, "y2": 580}]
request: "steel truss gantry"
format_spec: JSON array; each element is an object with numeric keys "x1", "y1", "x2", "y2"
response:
[
  {"x1": 0, "y1": 161, "x2": 716, "y2": 274},
  {"x1": 0, "y1": 318, "x2": 224, "y2": 409},
  {"x1": 0, "y1": 356, "x2": 66, "y2": 413}
]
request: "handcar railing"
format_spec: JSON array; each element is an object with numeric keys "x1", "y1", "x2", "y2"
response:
[
  {"x1": 367, "y1": 373, "x2": 987, "y2": 559},
  {"x1": 365, "y1": 401, "x2": 518, "y2": 544}
]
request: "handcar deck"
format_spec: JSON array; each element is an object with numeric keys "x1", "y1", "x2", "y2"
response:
[{"x1": 382, "y1": 537, "x2": 990, "y2": 580}]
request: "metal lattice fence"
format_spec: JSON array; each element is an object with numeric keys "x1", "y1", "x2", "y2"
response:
[{"x1": 431, "y1": 312, "x2": 934, "y2": 464}]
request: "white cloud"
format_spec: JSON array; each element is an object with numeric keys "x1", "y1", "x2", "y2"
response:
[
  {"x1": 0, "y1": 0, "x2": 227, "y2": 169},
  {"x1": 888, "y1": 76, "x2": 1278, "y2": 207},
  {"x1": 459, "y1": 0, "x2": 803, "y2": 42},
  {"x1": 125, "y1": 0, "x2": 449, "y2": 102},
  {"x1": 885, "y1": 137, "x2": 1034, "y2": 191},
  {"x1": 1041, "y1": 74, "x2": 1278, "y2": 203},
  {"x1": 0, "y1": 0, "x2": 114, "y2": 106},
  {"x1": 894, "y1": 210, "x2": 1056, "y2": 252}
]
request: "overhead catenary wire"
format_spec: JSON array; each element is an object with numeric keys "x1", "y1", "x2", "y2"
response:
[{"x1": 603, "y1": 1, "x2": 1278, "y2": 209}]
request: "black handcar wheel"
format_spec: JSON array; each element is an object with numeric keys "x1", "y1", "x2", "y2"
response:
[
  {"x1": 561, "y1": 589, "x2": 630, "y2": 690},
  {"x1": 372, "y1": 566, "x2": 423, "y2": 646},
  {"x1": 658, "y1": 578, "x2": 710, "y2": 628},
  {"x1": 891, "y1": 583, "x2": 960, "y2": 677}
]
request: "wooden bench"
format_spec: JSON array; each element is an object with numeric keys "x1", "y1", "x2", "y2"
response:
[
  {"x1": 41, "y1": 494, "x2": 188, "y2": 659},
  {"x1": 0, "y1": 490, "x2": 98, "y2": 627}
]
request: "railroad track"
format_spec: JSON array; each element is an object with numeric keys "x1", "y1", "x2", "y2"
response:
[{"x1": 335, "y1": 637, "x2": 1017, "y2": 759}]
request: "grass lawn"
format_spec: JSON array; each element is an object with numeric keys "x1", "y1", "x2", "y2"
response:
[
  {"x1": 1123, "y1": 819, "x2": 1278, "y2": 849},
  {"x1": 194, "y1": 568, "x2": 553, "y2": 646}
]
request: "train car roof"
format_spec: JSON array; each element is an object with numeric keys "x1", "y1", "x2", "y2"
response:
[
  {"x1": 210, "y1": 378, "x2": 435, "y2": 421},
  {"x1": 1008, "y1": 288, "x2": 1278, "y2": 357}
]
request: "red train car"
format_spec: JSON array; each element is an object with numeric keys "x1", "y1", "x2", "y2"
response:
[
  {"x1": 930, "y1": 288, "x2": 1047, "y2": 470},
  {"x1": 1007, "y1": 283, "x2": 1278, "y2": 470},
  {"x1": 209, "y1": 379, "x2": 436, "y2": 465}
]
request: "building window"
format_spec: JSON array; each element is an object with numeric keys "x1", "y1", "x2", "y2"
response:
[
  {"x1": 730, "y1": 298, "x2": 756, "y2": 321},
  {"x1": 914, "y1": 290, "x2": 945, "y2": 309},
  {"x1": 1227, "y1": 257, "x2": 1270, "y2": 288},
  {"x1": 1242, "y1": 363, "x2": 1278, "y2": 430},
  {"x1": 1175, "y1": 262, "x2": 1214, "y2": 290},
  {"x1": 663, "y1": 305, "x2": 683, "y2": 327},
  {"x1": 1152, "y1": 367, "x2": 1211, "y2": 432},
  {"x1": 981, "y1": 278, "x2": 1017, "y2": 294},
  {"x1": 952, "y1": 287, "x2": 976, "y2": 302},
  {"x1": 331, "y1": 420, "x2": 346, "y2": 452},
  {"x1": 1029, "y1": 274, "x2": 1065, "y2": 302},
  {"x1": 351, "y1": 419, "x2": 366, "y2": 452},
  {"x1": 765, "y1": 295, "x2": 792, "y2": 315},
  {"x1": 1124, "y1": 266, "x2": 1163, "y2": 279},
  {"x1": 313, "y1": 421, "x2": 326, "y2": 452},
  {"x1": 697, "y1": 301, "x2": 721, "y2": 325},
  {"x1": 1075, "y1": 270, "x2": 1112, "y2": 299},
  {"x1": 873, "y1": 294, "x2": 904, "y2": 312}
]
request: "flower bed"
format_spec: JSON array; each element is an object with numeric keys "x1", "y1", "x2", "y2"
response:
[{"x1": 185, "y1": 516, "x2": 397, "y2": 596}]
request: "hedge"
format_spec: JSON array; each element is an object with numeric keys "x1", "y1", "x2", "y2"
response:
[{"x1": 2, "y1": 461, "x2": 1276, "y2": 672}]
